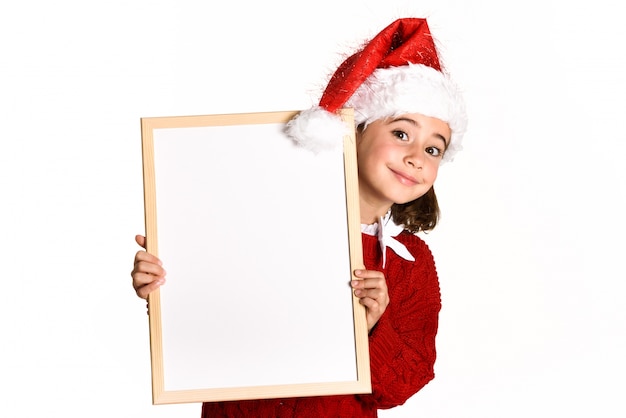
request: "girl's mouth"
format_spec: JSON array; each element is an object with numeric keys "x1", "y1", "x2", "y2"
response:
[{"x1": 390, "y1": 168, "x2": 419, "y2": 186}]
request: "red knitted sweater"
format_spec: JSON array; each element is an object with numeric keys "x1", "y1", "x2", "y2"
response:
[{"x1": 201, "y1": 231, "x2": 441, "y2": 417}]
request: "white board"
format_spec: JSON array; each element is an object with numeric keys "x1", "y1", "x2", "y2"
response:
[{"x1": 140, "y1": 109, "x2": 370, "y2": 404}]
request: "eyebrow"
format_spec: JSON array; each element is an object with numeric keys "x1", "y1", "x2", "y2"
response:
[{"x1": 391, "y1": 117, "x2": 450, "y2": 149}]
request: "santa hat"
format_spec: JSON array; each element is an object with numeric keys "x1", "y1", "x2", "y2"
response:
[{"x1": 285, "y1": 18, "x2": 467, "y2": 162}]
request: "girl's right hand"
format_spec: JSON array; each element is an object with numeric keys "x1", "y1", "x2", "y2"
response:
[{"x1": 131, "y1": 234, "x2": 166, "y2": 299}]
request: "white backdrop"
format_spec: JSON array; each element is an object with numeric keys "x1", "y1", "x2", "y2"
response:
[{"x1": 1, "y1": 1, "x2": 624, "y2": 417}]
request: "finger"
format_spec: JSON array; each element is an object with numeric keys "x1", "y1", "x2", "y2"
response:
[
  {"x1": 132, "y1": 268, "x2": 166, "y2": 287},
  {"x1": 352, "y1": 278, "x2": 384, "y2": 290},
  {"x1": 358, "y1": 294, "x2": 380, "y2": 310},
  {"x1": 133, "y1": 250, "x2": 163, "y2": 268},
  {"x1": 354, "y1": 286, "x2": 386, "y2": 300},
  {"x1": 352, "y1": 269, "x2": 385, "y2": 285},
  {"x1": 132, "y1": 266, "x2": 166, "y2": 290},
  {"x1": 352, "y1": 270, "x2": 377, "y2": 288},
  {"x1": 136, "y1": 278, "x2": 165, "y2": 299},
  {"x1": 132, "y1": 259, "x2": 165, "y2": 279},
  {"x1": 352, "y1": 276, "x2": 386, "y2": 292},
  {"x1": 135, "y1": 234, "x2": 146, "y2": 249}
]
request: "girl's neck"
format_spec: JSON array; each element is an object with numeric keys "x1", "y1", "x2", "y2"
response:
[{"x1": 360, "y1": 201, "x2": 392, "y2": 225}]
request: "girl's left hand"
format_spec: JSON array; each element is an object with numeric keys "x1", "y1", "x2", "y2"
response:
[{"x1": 352, "y1": 269, "x2": 389, "y2": 332}]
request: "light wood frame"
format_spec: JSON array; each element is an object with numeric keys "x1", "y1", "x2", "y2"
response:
[{"x1": 141, "y1": 109, "x2": 370, "y2": 405}]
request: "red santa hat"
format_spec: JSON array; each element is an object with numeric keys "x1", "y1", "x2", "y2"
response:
[{"x1": 286, "y1": 18, "x2": 467, "y2": 162}]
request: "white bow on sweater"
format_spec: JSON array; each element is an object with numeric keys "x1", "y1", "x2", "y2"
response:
[{"x1": 361, "y1": 212, "x2": 415, "y2": 267}]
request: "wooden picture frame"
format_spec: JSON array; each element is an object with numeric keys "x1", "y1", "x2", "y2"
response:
[{"x1": 140, "y1": 109, "x2": 371, "y2": 405}]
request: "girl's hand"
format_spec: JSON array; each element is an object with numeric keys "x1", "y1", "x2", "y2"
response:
[
  {"x1": 352, "y1": 269, "x2": 389, "y2": 332},
  {"x1": 131, "y1": 234, "x2": 166, "y2": 300}
]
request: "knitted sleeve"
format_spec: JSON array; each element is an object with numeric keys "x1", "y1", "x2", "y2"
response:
[{"x1": 359, "y1": 232, "x2": 442, "y2": 410}]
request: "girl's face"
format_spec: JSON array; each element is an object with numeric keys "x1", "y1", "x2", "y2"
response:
[{"x1": 356, "y1": 113, "x2": 451, "y2": 222}]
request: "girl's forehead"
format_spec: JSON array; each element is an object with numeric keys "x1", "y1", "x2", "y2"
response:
[{"x1": 382, "y1": 113, "x2": 451, "y2": 134}]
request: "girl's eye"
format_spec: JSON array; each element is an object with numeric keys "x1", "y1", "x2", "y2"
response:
[
  {"x1": 393, "y1": 130, "x2": 409, "y2": 141},
  {"x1": 426, "y1": 146, "x2": 443, "y2": 157}
]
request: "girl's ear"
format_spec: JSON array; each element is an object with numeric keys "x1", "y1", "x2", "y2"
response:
[{"x1": 355, "y1": 123, "x2": 366, "y2": 141}]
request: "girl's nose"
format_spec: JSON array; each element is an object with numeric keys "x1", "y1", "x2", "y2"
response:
[{"x1": 405, "y1": 150, "x2": 424, "y2": 169}]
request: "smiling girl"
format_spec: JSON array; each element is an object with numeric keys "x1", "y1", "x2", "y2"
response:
[
  {"x1": 132, "y1": 17, "x2": 466, "y2": 417},
  {"x1": 356, "y1": 114, "x2": 450, "y2": 224}
]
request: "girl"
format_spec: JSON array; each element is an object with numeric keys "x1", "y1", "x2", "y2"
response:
[{"x1": 132, "y1": 18, "x2": 466, "y2": 417}]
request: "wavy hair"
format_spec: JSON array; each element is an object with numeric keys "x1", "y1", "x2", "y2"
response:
[{"x1": 391, "y1": 186, "x2": 440, "y2": 233}]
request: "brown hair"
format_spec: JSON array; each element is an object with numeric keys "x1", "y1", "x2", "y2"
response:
[{"x1": 391, "y1": 186, "x2": 440, "y2": 233}]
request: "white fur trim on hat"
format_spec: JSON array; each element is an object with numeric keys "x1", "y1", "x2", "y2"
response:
[
  {"x1": 284, "y1": 106, "x2": 348, "y2": 153},
  {"x1": 347, "y1": 63, "x2": 467, "y2": 162}
]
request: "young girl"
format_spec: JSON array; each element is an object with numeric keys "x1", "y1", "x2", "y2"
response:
[{"x1": 132, "y1": 17, "x2": 466, "y2": 417}]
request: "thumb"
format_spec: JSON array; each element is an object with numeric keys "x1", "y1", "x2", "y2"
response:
[{"x1": 135, "y1": 234, "x2": 147, "y2": 249}]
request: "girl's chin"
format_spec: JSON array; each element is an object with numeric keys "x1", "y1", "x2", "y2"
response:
[{"x1": 392, "y1": 191, "x2": 428, "y2": 205}]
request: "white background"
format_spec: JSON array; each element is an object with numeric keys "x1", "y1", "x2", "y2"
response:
[{"x1": 1, "y1": 1, "x2": 624, "y2": 417}]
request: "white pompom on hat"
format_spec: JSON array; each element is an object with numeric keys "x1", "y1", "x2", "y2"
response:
[{"x1": 285, "y1": 18, "x2": 467, "y2": 162}]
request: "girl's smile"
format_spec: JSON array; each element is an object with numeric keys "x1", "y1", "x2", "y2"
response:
[{"x1": 389, "y1": 167, "x2": 420, "y2": 186}]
